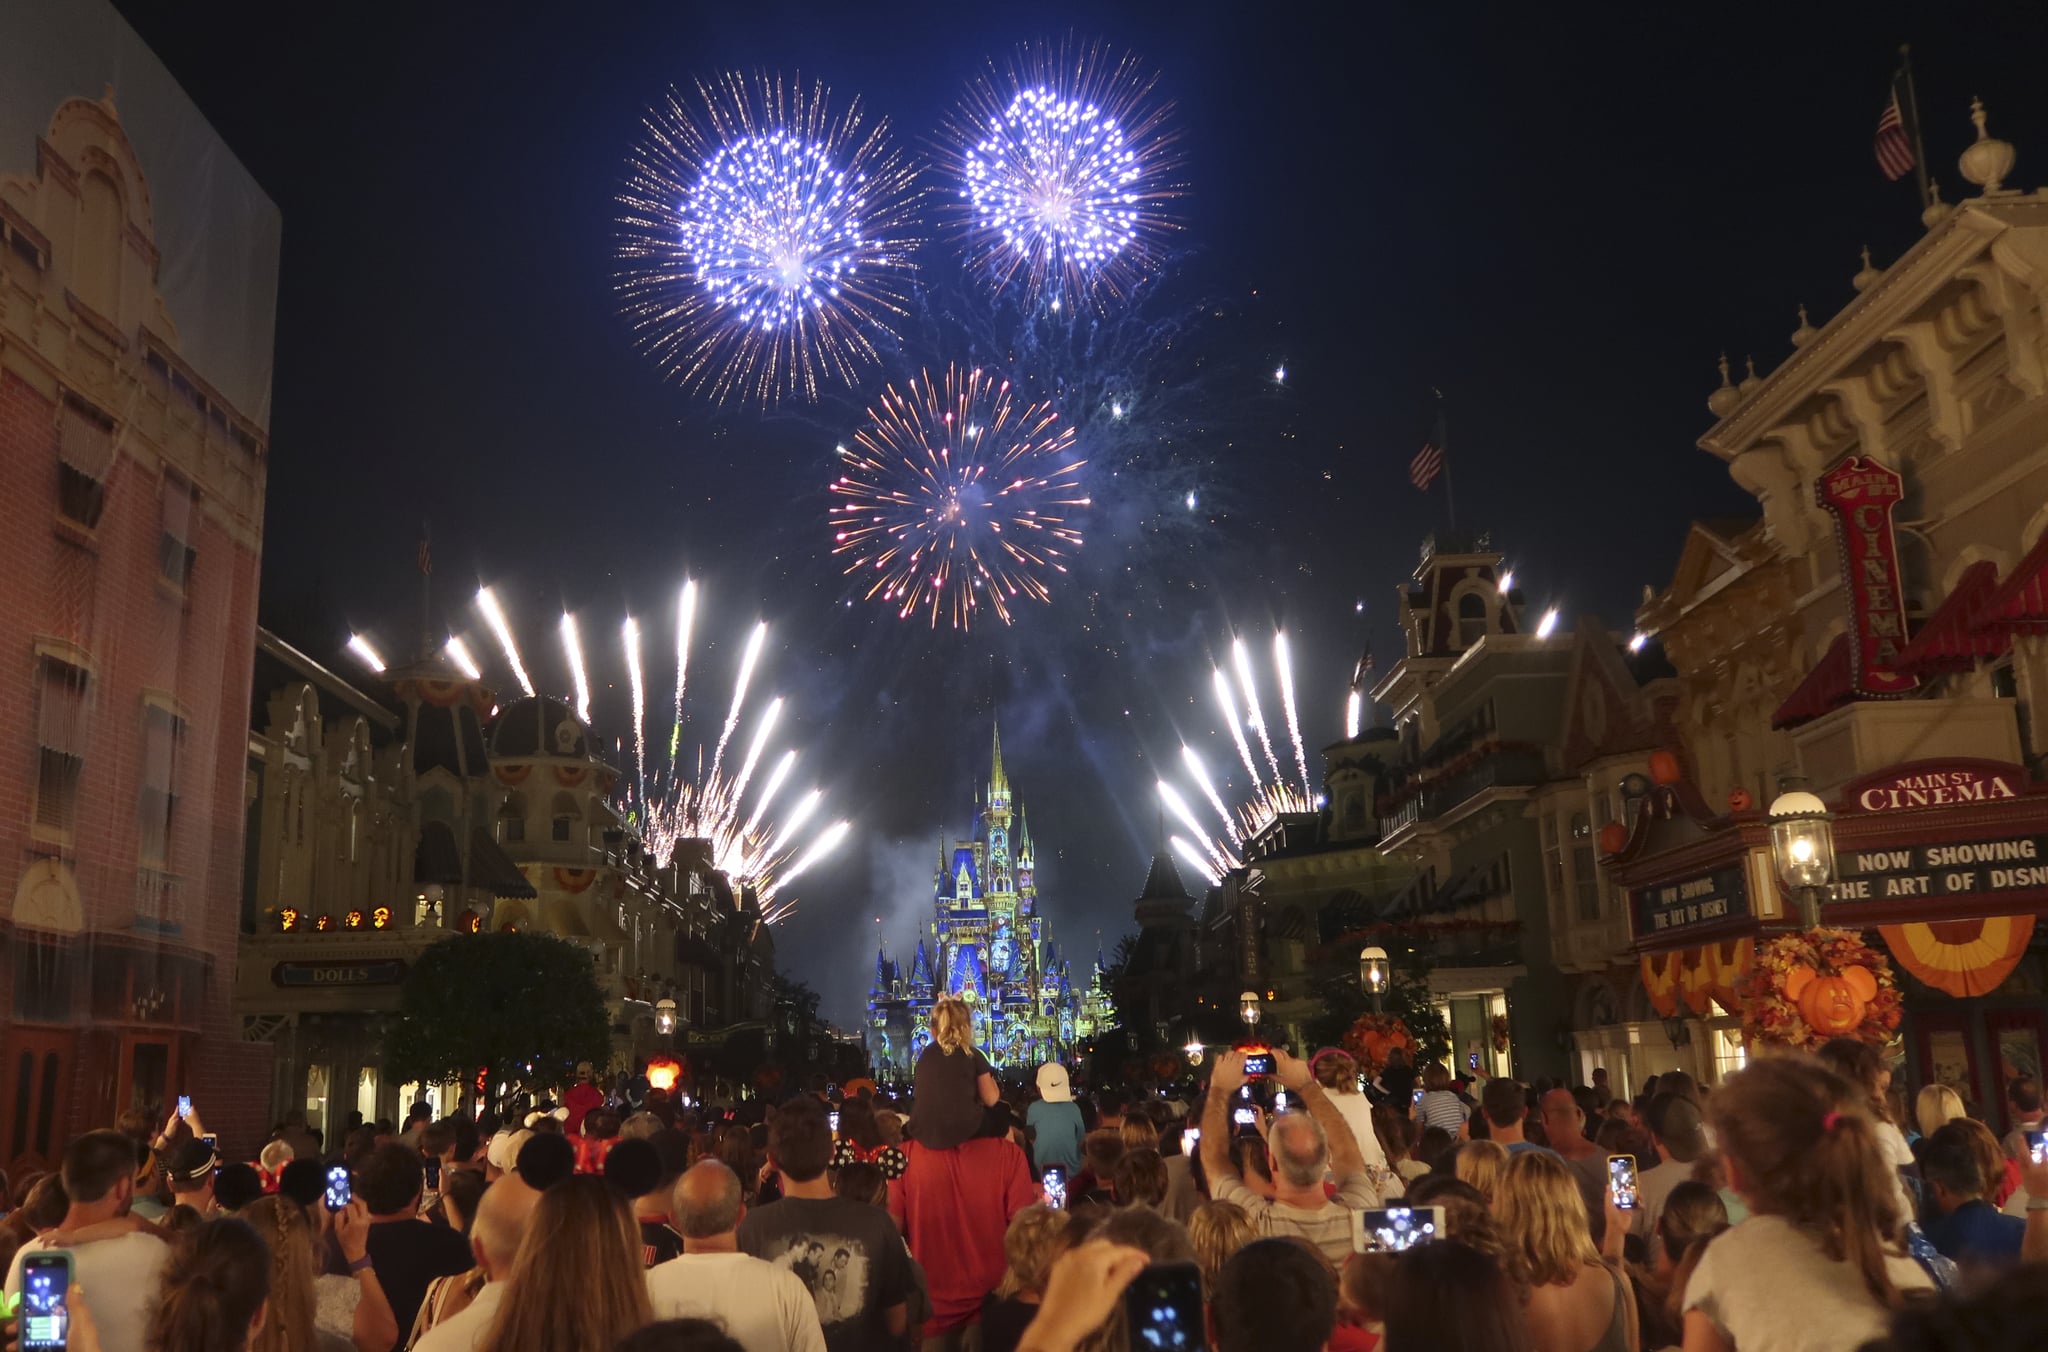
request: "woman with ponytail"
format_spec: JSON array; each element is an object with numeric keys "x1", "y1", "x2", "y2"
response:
[
  {"x1": 1680, "y1": 1054, "x2": 1932, "y2": 1352},
  {"x1": 147, "y1": 1217, "x2": 272, "y2": 1352}
]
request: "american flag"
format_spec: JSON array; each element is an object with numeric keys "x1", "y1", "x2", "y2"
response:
[
  {"x1": 1876, "y1": 92, "x2": 1914, "y2": 181},
  {"x1": 418, "y1": 532, "x2": 432, "y2": 576},
  {"x1": 1409, "y1": 440, "x2": 1445, "y2": 491}
]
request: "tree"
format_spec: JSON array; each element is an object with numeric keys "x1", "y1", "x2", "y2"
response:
[
  {"x1": 1302, "y1": 941, "x2": 1451, "y2": 1066},
  {"x1": 384, "y1": 932, "x2": 612, "y2": 1109}
]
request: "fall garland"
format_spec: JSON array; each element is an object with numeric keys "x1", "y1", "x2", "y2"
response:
[
  {"x1": 1738, "y1": 926, "x2": 1901, "y2": 1051},
  {"x1": 1342, "y1": 1013, "x2": 1416, "y2": 1079}
]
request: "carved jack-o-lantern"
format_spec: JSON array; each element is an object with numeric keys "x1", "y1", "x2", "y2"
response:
[{"x1": 1783, "y1": 963, "x2": 1879, "y2": 1036}]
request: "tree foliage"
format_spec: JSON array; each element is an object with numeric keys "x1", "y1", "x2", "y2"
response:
[
  {"x1": 384, "y1": 932, "x2": 612, "y2": 1102},
  {"x1": 1302, "y1": 941, "x2": 1451, "y2": 1066}
]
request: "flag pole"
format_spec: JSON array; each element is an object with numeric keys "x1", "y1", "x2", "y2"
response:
[
  {"x1": 1899, "y1": 44, "x2": 1933, "y2": 213},
  {"x1": 1435, "y1": 387, "x2": 1458, "y2": 533}
]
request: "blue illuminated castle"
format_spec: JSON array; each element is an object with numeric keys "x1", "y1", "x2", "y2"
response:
[{"x1": 867, "y1": 724, "x2": 1111, "y2": 1076}]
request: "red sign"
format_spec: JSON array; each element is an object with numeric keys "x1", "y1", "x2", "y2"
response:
[
  {"x1": 1847, "y1": 760, "x2": 2027, "y2": 814},
  {"x1": 1816, "y1": 455, "x2": 1919, "y2": 697}
]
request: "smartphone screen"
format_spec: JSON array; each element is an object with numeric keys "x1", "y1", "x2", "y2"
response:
[
  {"x1": 1412, "y1": 1087, "x2": 1425, "y2": 1107},
  {"x1": 324, "y1": 1165, "x2": 352, "y2": 1212},
  {"x1": 1042, "y1": 1166, "x2": 1067, "y2": 1210},
  {"x1": 1608, "y1": 1154, "x2": 1640, "y2": 1210},
  {"x1": 1232, "y1": 1106, "x2": 1256, "y2": 1127},
  {"x1": 1467, "y1": 1052, "x2": 1480, "y2": 1072},
  {"x1": 828, "y1": 1110, "x2": 840, "y2": 1134},
  {"x1": 1241, "y1": 1052, "x2": 1275, "y2": 1078},
  {"x1": 20, "y1": 1251, "x2": 71, "y2": 1351},
  {"x1": 176, "y1": 1095, "x2": 192, "y2": 1120},
  {"x1": 1180, "y1": 1127, "x2": 1200, "y2": 1157},
  {"x1": 423, "y1": 1157, "x2": 441, "y2": 1190},
  {"x1": 2028, "y1": 1130, "x2": 2046, "y2": 1166},
  {"x1": 1121, "y1": 1261, "x2": 1205, "y2": 1351},
  {"x1": 1351, "y1": 1206, "x2": 1443, "y2": 1253},
  {"x1": 1273, "y1": 1089, "x2": 1288, "y2": 1112}
]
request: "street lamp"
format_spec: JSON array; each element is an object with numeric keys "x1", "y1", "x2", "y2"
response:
[
  {"x1": 1358, "y1": 945, "x2": 1389, "y2": 1014},
  {"x1": 654, "y1": 997, "x2": 677, "y2": 1038},
  {"x1": 1238, "y1": 990, "x2": 1262, "y2": 1034},
  {"x1": 1184, "y1": 1038, "x2": 1206, "y2": 1067},
  {"x1": 1767, "y1": 788, "x2": 1835, "y2": 928}
]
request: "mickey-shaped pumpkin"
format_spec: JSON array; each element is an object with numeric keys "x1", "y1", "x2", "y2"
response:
[{"x1": 1782, "y1": 962, "x2": 1879, "y2": 1037}]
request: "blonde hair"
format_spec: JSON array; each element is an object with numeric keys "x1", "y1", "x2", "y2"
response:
[
  {"x1": 1453, "y1": 1138, "x2": 1509, "y2": 1204},
  {"x1": 479, "y1": 1175, "x2": 652, "y2": 1352},
  {"x1": 1188, "y1": 1200, "x2": 1257, "y2": 1294},
  {"x1": 1120, "y1": 1117, "x2": 1160, "y2": 1152},
  {"x1": 1314, "y1": 1050, "x2": 1359, "y2": 1092},
  {"x1": 237, "y1": 1196, "x2": 317, "y2": 1352},
  {"x1": 1495, "y1": 1149, "x2": 1602, "y2": 1288},
  {"x1": 930, "y1": 996, "x2": 975, "y2": 1054},
  {"x1": 1708, "y1": 1052, "x2": 1908, "y2": 1310},
  {"x1": 996, "y1": 1205, "x2": 1073, "y2": 1297},
  {"x1": 1914, "y1": 1083, "x2": 1966, "y2": 1142}
]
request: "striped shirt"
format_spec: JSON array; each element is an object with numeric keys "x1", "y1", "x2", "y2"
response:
[
  {"x1": 1211, "y1": 1172, "x2": 1385, "y2": 1267},
  {"x1": 1416, "y1": 1090, "x2": 1469, "y2": 1134}
]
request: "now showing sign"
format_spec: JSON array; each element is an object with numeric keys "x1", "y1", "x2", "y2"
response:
[{"x1": 1829, "y1": 834, "x2": 2048, "y2": 903}]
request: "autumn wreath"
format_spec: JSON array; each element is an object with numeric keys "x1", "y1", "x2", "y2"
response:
[
  {"x1": 1342, "y1": 1013, "x2": 1417, "y2": 1079},
  {"x1": 1738, "y1": 927, "x2": 1902, "y2": 1051},
  {"x1": 1490, "y1": 1013, "x2": 1511, "y2": 1054}
]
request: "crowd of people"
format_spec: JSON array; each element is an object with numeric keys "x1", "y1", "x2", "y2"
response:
[{"x1": 2, "y1": 1000, "x2": 2046, "y2": 1352}]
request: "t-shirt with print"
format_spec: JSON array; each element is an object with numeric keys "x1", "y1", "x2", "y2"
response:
[
  {"x1": 909, "y1": 1045, "x2": 993, "y2": 1151},
  {"x1": 640, "y1": 1216, "x2": 686, "y2": 1268},
  {"x1": 1682, "y1": 1213, "x2": 1932, "y2": 1352},
  {"x1": 6, "y1": 1231, "x2": 168, "y2": 1352},
  {"x1": 1211, "y1": 1170, "x2": 1383, "y2": 1267},
  {"x1": 739, "y1": 1196, "x2": 916, "y2": 1352}
]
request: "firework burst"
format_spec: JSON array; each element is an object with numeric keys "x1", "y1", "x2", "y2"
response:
[
  {"x1": 830, "y1": 364, "x2": 1090, "y2": 629},
  {"x1": 615, "y1": 72, "x2": 921, "y2": 406},
  {"x1": 947, "y1": 40, "x2": 1180, "y2": 309}
]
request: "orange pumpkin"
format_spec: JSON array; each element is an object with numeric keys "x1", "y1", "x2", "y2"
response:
[
  {"x1": 1598, "y1": 822, "x2": 1627, "y2": 855},
  {"x1": 1648, "y1": 749, "x2": 1682, "y2": 786},
  {"x1": 1783, "y1": 963, "x2": 1878, "y2": 1036}
]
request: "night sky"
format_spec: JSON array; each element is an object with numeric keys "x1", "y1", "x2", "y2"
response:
[{"x1": 118, "y1": 0, "x2": 2048, "y2": 1026}]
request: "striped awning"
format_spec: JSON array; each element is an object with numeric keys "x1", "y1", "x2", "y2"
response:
[
  {"x1": 1896, "y1": 561, "x2": 2008, "y2": 674},
  {"x1": 1771, "y1": 635, "x2": 1853, "y2": 730},
  {"x1": 1971, "y1": 531, "x2": 2048, "y2": 637}
]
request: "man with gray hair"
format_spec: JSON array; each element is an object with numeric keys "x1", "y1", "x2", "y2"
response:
[
  {"x1": 648, "y1": 1160, "x2": 826, "y2": 1352},
  {"x1": 1201, "y1": 1047, "x2": 1399, "y2": 1265},
  {"x1": 415, "y1": 1174, "x2": 543, "y2": 1352}
]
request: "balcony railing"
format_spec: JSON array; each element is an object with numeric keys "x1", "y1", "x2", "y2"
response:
[{"x1": 1378, "y1": 748, "x2": 1549, "y2": 840}]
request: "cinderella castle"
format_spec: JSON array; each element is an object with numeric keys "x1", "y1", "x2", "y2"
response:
[{"x1": 867, "y1": 724, "x2": 1113, "y2": 1077}]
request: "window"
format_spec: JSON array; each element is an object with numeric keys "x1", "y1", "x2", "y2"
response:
[
  {"x1": 159, "y1": 477, "x2": 196, "y2": 591},
  {"x1": 34, "y1": 656, "x2": 90, "y2": 840},
  {"x1": 1542, "y1": 815, "x2": 1564, "y2": 909},
  {"x1": 551, "y1": 792, "x2": 579, "y2": 844},
  {"x1": 499, "y1": 792, "x2": 527, "y2": 843},
  {"x1": 1456, "y1": 592, "x2": 1487, "y2": 648},
  {"x1": 75, "y1": 171, "x2": 121, "y2": 318},
  {"x1": 138, "y1": 703, "x2": 182, "y2": 868},
  {"x1": 57, "y1": 401, "x2": 112, "y2": 530},
  {"x1": 1570, "y1": 812, "x2": 1600, "y2": 923}
]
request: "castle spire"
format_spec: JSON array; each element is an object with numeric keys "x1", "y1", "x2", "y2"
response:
[{"x1": 990, "y1": 719, "x2": 1008, "y2": 796}]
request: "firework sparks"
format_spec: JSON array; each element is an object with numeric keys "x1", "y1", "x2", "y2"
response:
[
  {"x1": 1212, "y1": 667, "x2": 1258, "y2": 783},
  {"x1": 476, "y1": 587, "x2": 536, "y2": 698},
  {"x1": 560, "y1": 614, "x2": 592, "y2": 726},
  {"x1": 739, "y1": 749, "x2": 797, "y2": 841},
  {"x1": 445, "y1": 637, "x2": 481, "y2": 680},
  {"x1": 1231, "y1": 638, "x2": 1283, "y2": 784},
  {"x1": 727, "y1": 698, "x2": 783, "y2": 811},
  {"x1": 948, "y1": 40, "x2": 1180, "y2": 307},
  {"x1": 1157, "y1": 780, "x2": 1238, "y2": 873},
  {"x1": 346, "y1": 634, "x2": 385, "y2": 673},
  {"x1": 713, "y1": 621, "x2": 769, "y2": 784},
  {"x1": 615, "y1": 72, "x2": 921, "y2": 406},
  {"x1": 830, "y1": 364, "x2": 1089, "y2": 629},
  {"x1": 1170, "y1": 835, "x2": 1222, "y2": 889},
  {"x1": 623, "y1": 616, "x2": 648, "y2": 808},
  {"x1": 1179, "y1": 745, "x2": 1239, "y2": 844},
  {"x1": 671, "y1": 580, "x2": 697, "y2": 761},
  {"x1": 1275, "y1": 631, "x2": 1311, "y2": 797},
  {"x1": 763, "y1": 818, "x2": 850, "y2": 919},
  {"x1": 1345, "y1": 688, "x2": 1363, "y2": 740}
]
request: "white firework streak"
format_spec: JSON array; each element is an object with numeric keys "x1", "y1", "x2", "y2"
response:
[
  {"x1": 1212, "y1": 667, "x2": 1259, "y2": 783},
  {"x1": 711, "y1": 621, "x2": 768, "y2": 784},
  {"x1": 1274, "y1": 631, "x2": 1311, "y2": 797},
  {"x1": 671, "y1": 579, "x2": 697, "y2": 762},
  {"x1": 1180, "y1": 745, "x2": 1241, "y2": 844},
  {"x1": 739, "y1": 749, "x2": 797, "y2": 841},
  {"x1": 1170, "y1": 835, "x2": 1222, "y2": 888},
  {"x1": 726, "y1": 698, "x2": 783, "y2": 812},
  {"x1": 476, "y1": 587, "x2": 535, "y2": 697},
  {"x1": 1158, "y1": 781, "x2": 1238, "y2": 873},
  {"x1": 1231, "y1": 638, "x2": 1283, "y2": 784},
  {"x1": 445, "y1": 637, "x2": 482, "y2": 680},
  {"x1": 623, "y1": 617, "x2": 647, "y2": 807},
  {"x1": 561, "y1": 613, "x2": 592, "y2": 726},
  {"x1": 1346, "y1": 689, "x2": 1363, "y2": 740}
]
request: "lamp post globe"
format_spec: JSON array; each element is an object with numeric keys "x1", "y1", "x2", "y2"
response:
[{"x1": 1767, "y1": 789, "x2": 1835, "y2": 927}]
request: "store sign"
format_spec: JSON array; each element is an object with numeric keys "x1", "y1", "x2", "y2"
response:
[
  {"x1": 1815, "y1": 455, "x2": 1919, "y2": 697},
  {"x1": 1829, "y1": 833, "x2": 2048, "y2": 903},
  {"x1": 1632, "y1": 864, "x2": 1751, "y2": 938},
  {"x1": 271, "y1": 960, "x2": 408, "y2": 988},
  {"x1": 1851, "y1": 764, "x2": 2024, "y2": 813}
]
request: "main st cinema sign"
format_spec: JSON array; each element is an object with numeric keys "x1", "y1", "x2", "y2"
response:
[{"x1": 1829, "y1": 764, "x2": 2048, "y2": 905}]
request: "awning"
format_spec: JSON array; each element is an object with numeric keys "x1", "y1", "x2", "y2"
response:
[
  {"x1": 1896, "y1": 560, "x2": 2007, "y2": 674},
  {"x1": 1970, "y1": 530, "x2": 2048, "y2": 637},
  {"x1": 1771, "y1": 635, "x2": 1853, "y2": 730}
]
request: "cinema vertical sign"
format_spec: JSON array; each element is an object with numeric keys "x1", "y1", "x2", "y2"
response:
[{"x1": 1816, "y1": 454, "x2": 1919, "y2": 698}]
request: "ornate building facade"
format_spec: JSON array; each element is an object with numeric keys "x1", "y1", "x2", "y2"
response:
[{"x1": 867, "y1": 726, "x2": 1110, "y2": 1077}]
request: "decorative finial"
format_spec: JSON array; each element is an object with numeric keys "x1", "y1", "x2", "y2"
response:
[
  {"x1": 1790, "y1": 305, "x2": 1818, "y2": 348},
  {"x1": 1922, "y1": 179, "x2": 1951, "y2": 229},
  {"x1": 1737, "y1": 356, "x2": 1762, "y2": 397},
  {"x1": 1959, "y1": 97, "x2": 2016, "y2": 195},
  {"x1": 1707, "y1": 353, "x2": 1740, "y2": 417},
  {"x1": 1852, "y1": 245, "x2": 1882, "y2": 292}
]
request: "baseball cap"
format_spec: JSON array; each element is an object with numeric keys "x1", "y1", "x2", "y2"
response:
[
  {"x1": 165, "y1": 1137, "x2": 218, "y2": 1185},
  {"x1": 1036, "y1": 1062, "x2": 1072, "y2": 1103}
]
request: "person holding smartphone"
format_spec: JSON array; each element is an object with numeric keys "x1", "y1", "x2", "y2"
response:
[
  {"x1": 3, "y1": 1131, "x2": 169, "y2": 1352},
  {"x1": 1198, "y1": 1047, "x2": 1398, "y2": 1266}
]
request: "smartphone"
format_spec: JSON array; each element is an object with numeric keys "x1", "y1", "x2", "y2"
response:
[
  {"x1": 324, "y1": 1164, "x2": 352, "y2": 1212},
  {"x1": 1273, "y1": 1089, "x2": 1288, "y2": 1112},
  {"x1": 201, "y1": 1134, "x2": 218, "y2": 1156},
  {"x1": 1241, "y1": 1051, "x2": 1275, "y2": 1078},
  {"x1": 1121, "y1": 1261, "x2": 1205, "y2": 1352},
  {"x1": 2027, "y1": 1130, "x2": 2046, "y2": 1166},
  {"x1": 176, "y1": 1095, "x2": 192, "y2": 1120},
  {"x1": 1042, "y1": 1165, "x2": 1067, "y2": 1210},
  {"x1": 1412, "y1": 1087, "x2": 1425, "y2": 1107},
  {"x1": 829, "y1": 1110, "x2": 840, "y2": 1134},
  {"x1": 1608, "y1": 1154, "x2": 1640, "y2": 1211},
  {"x1": 19, "y1": 1250, "x2": 73, "y2": 1351},
  {"x1": 1232, "y1": 1106, "x2": 1257, "y2": 1127},
  {"x1": 1350, "y1": 1205, "x2": 1443, "y2": 1253},
  {"x1": 423, "y1": 1156, "x2": 441, "y2": 1190},
  {"x1": 1467, "y1": 1052, "x2": 1480, "y2": 1072},
  {"x1": 1180, "y1": 1127, "x2": 1200, "y2": 1157}
]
